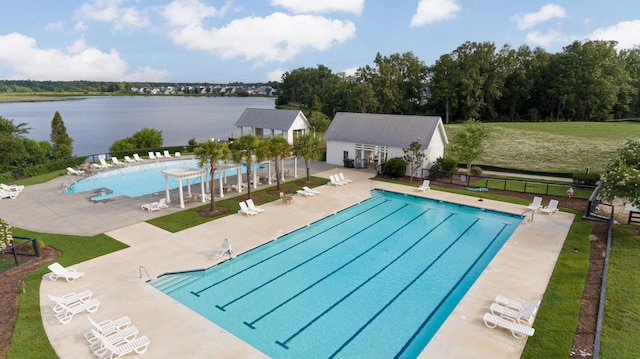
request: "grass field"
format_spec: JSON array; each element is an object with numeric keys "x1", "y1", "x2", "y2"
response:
[{"x1": 444, "y1": 121, "x2": 640, "y2": 173}]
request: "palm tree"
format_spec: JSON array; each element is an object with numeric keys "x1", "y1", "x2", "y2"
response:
[
  {"x1": 194, "y1": 141, "x2": 230, "y2": 211},
  {"x1": 293, "y1": 133, "x2": 321, "y2": 182},
  {"x1": 230, "y1": 134, "x2": 266, "y2": 199},
  {"x1": 264, "y1": 136, "x2": 291, "y2": 191}
]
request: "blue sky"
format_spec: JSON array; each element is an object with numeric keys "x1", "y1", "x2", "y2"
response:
[{"x1": 1, "y1": 0, "x2": 639, "y2": 83}]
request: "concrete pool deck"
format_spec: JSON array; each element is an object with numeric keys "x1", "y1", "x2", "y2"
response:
[{"x1": 2, "y1": 164, "x2": 574, "y2": 358}]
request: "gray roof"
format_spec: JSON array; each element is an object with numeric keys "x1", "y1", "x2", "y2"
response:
[
  {"x1": 234, "y1": 108, "x2": 308, "y2": 130},
  {"x1": 324, "y1": 112, "x2": 446, "y2": 148}
]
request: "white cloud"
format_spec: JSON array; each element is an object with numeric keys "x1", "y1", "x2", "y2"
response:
[
  {"x1": 410, "y1": 0, "x2": 461, "y2": 28},
  {"x1": 588, "y1": 20, "x2": 640, "y2": 49},
  {"x1": 512, "y1": 4, "x2": 566, "y2": 30},
  {"x1": 45, "y1": 21, "x2": 64, "y2": 32},
  {"x1": 339, "y1": 66, "x2": 359, "y2": 77},
  {"x1": 267, "y1": 69, "x2": 285, "y2": 82},
  {"x1": 166, "y1": 12, "x2": 356, "y2": 62},
  {"x1": 526, "y1": 29, "x2": 564, "y2": 47},
  {"x1": 0, "y1": 32, "x2": 168, "y2": 81},
  {"x1": 270, "y1": 0, "x2": 364, "y2": 15},
  {"x1": 76, "y1": 0, "x2": 150, "y2": 32},
  {"x1": 161, "y1": 0, "x2": 219, "y2": 27}
]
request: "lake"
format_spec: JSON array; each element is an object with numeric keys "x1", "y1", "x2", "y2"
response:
[{"x1": 0, "y1": 96, "x2": 275, "y2": 156}]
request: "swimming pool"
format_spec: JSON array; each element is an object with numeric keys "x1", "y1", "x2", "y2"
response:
[
  {"x1": 153, "y1": 190, "x2": 522, "y2": 358},
  {"x1": 67, "y1": 159, "x2": 251, "y2": 200}
]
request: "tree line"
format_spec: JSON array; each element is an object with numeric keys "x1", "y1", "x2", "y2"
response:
[{"x1": 276, "y1": 39, "x2": 640, "y2": 123}]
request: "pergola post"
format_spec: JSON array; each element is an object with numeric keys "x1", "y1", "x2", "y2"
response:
[{"x1": 164, "y1": 176, "x2": 171, "y2": 204}]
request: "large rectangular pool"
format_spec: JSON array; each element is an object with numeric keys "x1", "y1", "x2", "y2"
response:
[{"x1": 153, "y1": 190, "x2": 522, "y2": 358}]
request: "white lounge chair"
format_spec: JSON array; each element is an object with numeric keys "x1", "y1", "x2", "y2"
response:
[
  {"x1": 238, "y1": 201, "x2": 258, "y2": 216},
  {"x1": 527, "y1": 196, "x2": 542, "y2": 211},
  {"x1": 163, "y1": 150, "x2": 171, "y2": 158},
  {"x1": 541, "y1": 199, "x2": 559, "y2": 215},
  {"x1": 47, "y1": 262, "x2": 85, "y2": 283},
  {"x1": 141, "y1": 201, "x2": 158, "y2": 212},
  {"x1": 47, "y1": 290, "x2": 93, "y2": 313},
  {"x1": 90, "y1": 330, "x2": 150, "y2": 358},
  {"x1": 92, "y1": 162, "x2": 108, "y2": 169},
  {"x1": 157, "y1": 198, "x2": 169, "y2": 210},
  {"x1": 417, "y1": 180, "x2": 431, "y2": 192},
  {"x1": 297, "y1": 189, "x2": 315, "y2": 197},
  {"x1": 1, "y1": 183, "x2": 24, "y2": 192},
  {"x1": 99, "y1": 158, "x2": 113, "y2": 168},
  {"x1": 55, "y1": 298, "x2": 101, "y2": 324},
  {"x1": 0, "y1": 188, "x2": 19, "y2": 199},
  {"x1": 174, "y1": 151, "x2": 181, "y2": 157},
  {"x1": 87, "y1": 325, "x2": 139, "y2": 350},
  {"x1": 148, "y1": 152, "x2": 157, "y2": 160},
  {"x1": 489, "y1": 303, "x2": 538, "y2": 325},
  {"x1": 155, "y1": 151, "x2": 164, "y2": 159},
  {"x1": 246, "y1": 199, "x2": 264, "y2": 213},
  {"x1": 66, "y1": 167, "x2": 85, "y2": 176},
  {"x1": 214, "y1": 237, "x2": 233, "y2": 258},
  {"x1": 329, "y1": 174, "x2": 345, "y2": 186},
  {"x1": 111, "y1": 157, "x2": 124, "y2": 166},
  {"x1": 84, "y1": 316, "x2": 132, "y2": 342},
  {"x1": 303, "y1": 186, "x2": 321, "y2": 195},
  {"x1": 133, "y1": 153, "x2": 144, "y2": 161},
  {"x1": 338, "y1": 172, "x2": 353, "y2": 183},
  {"x1": 483, "y1": 313, "x2": 535, "y2": 339},
  {"x1": 495, "y1": 295, "x2": 541, "y2": 312},
  {"x1": 124, "y1": 156, "x2": 136, "y2": 163}
]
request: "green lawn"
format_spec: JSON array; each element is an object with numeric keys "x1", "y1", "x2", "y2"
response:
[
  {"x1": 445, "y1": 121, "x2": 640, "y2": 173},
  {"x1": 598, "y1": 226, "x2": 640, "y2": 358},
  {"x1": 6, "y1": 229, "x2": 128, "y2": 359}
]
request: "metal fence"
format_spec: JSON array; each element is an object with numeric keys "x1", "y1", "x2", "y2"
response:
[
  {"x1": 425, "y1": 169, "x2": 595, "y2": 200},
  {"x1": 0, "y1": 235, "x2": 40, "y2": 273}
]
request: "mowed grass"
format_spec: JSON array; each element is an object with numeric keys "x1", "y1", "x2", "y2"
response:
[
  {"x1": 444, "y1": 122, "x2": 640, "y2": 173},
  {"x1": 598, "y1": 226, "x2": 640, "y2": 358},
  {"x1": 6, "y1": 228, "x2": 128, "y2": 359}
]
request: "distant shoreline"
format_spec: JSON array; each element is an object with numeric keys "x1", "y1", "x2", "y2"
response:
[{"x1": 0, "y1": 95, "x2": 85, "y2": 103}]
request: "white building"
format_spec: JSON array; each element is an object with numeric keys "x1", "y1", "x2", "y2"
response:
[
  {"x1": 324, "y1": 112, "x2": 448, "y2": 175},
  {"x1": 234, "y1": 108, "x2": 311, "y2": 145}
]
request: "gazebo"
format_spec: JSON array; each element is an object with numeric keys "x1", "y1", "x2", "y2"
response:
[{"x1": 161, "y1": 168, "x2": 207, "y2": 208}]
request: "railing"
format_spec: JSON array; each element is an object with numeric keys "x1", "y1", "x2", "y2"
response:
[
  {"x1": 593, "y1": 203, "x2": 614, "y2": 358},
  {"x1": 0, "y1": 236, "x2": 40, "y2": 273},
  {"x1": 139, "y1": 265, "x2": 152, "y2": 281},
  {"x1": 628, "y1": 211, "x2": 640, "y2": 225}
]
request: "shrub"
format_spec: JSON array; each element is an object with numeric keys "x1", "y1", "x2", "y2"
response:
[
  {"x1": 429, "y1": 157, "x2": 457, "y2": 179},
  {"x1": 572, "y1": 172, "x2": 601, "y2": 185},
  {"x1": 384, "y1": 158, "x2": 406, "y2": 178},
  {"x1": 470, "y1": 166, "x2": 483, "y2": 176}
]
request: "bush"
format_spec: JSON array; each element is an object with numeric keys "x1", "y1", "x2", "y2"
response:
[
  {"x1": 572, "y1": 172, "x2": 601, "y2": 185},
  {"x1": 470, "y1": 166, "x2": 483, "y2": 176},
  {"x1": 429, "y1": 157, "x2": 457, "y2": 179},
  {"x1": 384, "y1": 158, "x2": 406, "y2": 178}
]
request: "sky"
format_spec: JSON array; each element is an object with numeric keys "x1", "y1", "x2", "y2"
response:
[{"x1": 1, "y1": 0, "x2": 640, "y2": 83}]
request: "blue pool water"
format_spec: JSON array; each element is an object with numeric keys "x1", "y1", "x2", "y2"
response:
[
  {"x1": 67, "y1": 159, "x2": 251, "y2": 200},
  {"x1": 153, "y1": 190, "x2": 522, "y2": 358}
]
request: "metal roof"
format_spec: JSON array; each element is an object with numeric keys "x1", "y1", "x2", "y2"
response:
[
  {"x1": 324, "y1": 112, "x2": 446, "y2": 148},
  {"x1": 234, "y1": 108, "x2": 309, "y2": 130}
]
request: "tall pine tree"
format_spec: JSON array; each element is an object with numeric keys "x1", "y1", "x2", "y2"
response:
[{"x1": 50, "y1": 111, "x2": 73, "y2": 159}]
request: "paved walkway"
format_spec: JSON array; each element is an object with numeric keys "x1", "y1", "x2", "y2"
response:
[{"x1": 1, "y1": 162, "x2": 574, "y2": 358}]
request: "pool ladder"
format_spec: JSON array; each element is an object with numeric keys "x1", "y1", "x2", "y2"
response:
[{"x1": 139, "y1": 265, "x2": 153, "y2": 281}]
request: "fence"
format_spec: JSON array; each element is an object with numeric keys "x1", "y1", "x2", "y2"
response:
[
  {"x1": 0, "y1": 236, "x2": 40, "y2": 273},
  {"x1": 425, "y1": 169, "x2": 595, "y2": 200}
]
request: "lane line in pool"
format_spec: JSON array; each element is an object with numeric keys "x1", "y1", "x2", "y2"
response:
[
  {"x1": 243, "y1": 207, "x2": 432, "y2": 329},
  {"x1": 393, "y1": 223, "x2": 510, "y2": 359},
  {"x1": 189, "y1": 199, "x2": 391, "y2": 297},
  {"x1": 215, "y1": 203, "x2": 412, "y2": 311},
  {"x1": 275, "y1": 213, "x2": 460, "y2": 351},
  {"x1": 326, "y1": 218, "x2": 481, "y2": 358}
]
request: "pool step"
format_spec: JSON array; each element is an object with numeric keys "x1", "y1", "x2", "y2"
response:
[{"x1": 153, "y1": 274, "x2": 201, "y2": 293}]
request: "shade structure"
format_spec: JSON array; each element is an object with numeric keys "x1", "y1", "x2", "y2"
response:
[{"x1": 161, "y1": 168, "x2": 207, "y2": 208}]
